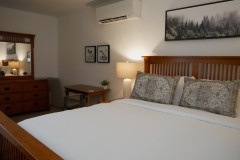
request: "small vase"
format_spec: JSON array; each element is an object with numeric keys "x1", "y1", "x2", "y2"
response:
[{"x1": 103, "y1": 85, "x2": 108, "y2": 89}]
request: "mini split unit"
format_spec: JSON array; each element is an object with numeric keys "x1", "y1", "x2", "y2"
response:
[{"x1": 96, "y1": 0, "x2": 141, "y2": 24}]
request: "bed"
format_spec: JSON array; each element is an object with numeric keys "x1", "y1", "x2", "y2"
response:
[{"x1": 0, "y1": 56, "x2": 240, "y2": 160}]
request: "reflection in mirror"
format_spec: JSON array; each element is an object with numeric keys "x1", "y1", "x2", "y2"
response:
[{"x1": 0, "y1": 42, "x2": 31, "y2": 76}]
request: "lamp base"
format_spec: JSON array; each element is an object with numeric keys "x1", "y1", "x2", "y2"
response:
[
  {"x1": 123, "y1": 79, "x2": 132, "y2": 98},
  {"x1": 12, "y1": 68, "x2": 17, "y2": 76}
]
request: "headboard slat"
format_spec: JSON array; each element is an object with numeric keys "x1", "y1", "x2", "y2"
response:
[
  {"x1": 234, "y1": 66, "x2": 237, "y2": 80},
  {"x1": 175, "y1": 63, "x2": 178, "y2": 76},
  {"x1": 221, "y1": 64, "x2": 225, "y2": 81},
  {"x1": 213, "y1": 64, "x2": 216, "y2": 80},
  {"x1": 209, "y1": 64, "x2": 212, "y2": 80},
  {"x1": 217, "y1": 64, "x2": 220, "y2": 80},
  {"x1": 170, "y1": 63, "x2": 172, "y2": 76},
  {"x1": 207, "y1": 63, "x2": 210, "y2": 79},
  {"x1": 143, "y1": 56, "x2": 240, "y2": 80},
  {"x1": 226, "y1": 65, "x2": 230, "y2": 81},
  {"x1": 201, "y1": 63, "x2": 204, "y2": 79},
  {"x1": 229, "y1": 65, "x2": 232, "y2": 81}
]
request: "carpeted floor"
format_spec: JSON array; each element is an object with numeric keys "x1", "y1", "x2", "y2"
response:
[{"x1": 10, "y1": 106, "x2": 63, "y2": 123}]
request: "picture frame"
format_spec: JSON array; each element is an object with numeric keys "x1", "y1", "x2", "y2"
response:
[
  {"x1": 165, "y1": 0, "x2": 240, "y2": 41},
  {"x1": 27, "y1": 51, "x2": 31, "y2": 63},
  {"x1": 85, "y1": 46, "x2": 96, "y2": 63},
  {"x1": 97, "y1": 45, "x2": 110, "y2": 63},
  {"x1": 7, "y1": 43, "x2": 16, "y2": 55}
]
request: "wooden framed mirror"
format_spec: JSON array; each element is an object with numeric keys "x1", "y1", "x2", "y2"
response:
[{"x1": 0, "y1": 31, "x2": 35, "y2": 80}]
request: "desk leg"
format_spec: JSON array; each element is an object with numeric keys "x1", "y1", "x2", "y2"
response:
[
  {"x1": 65, "y1": 89, "x2": 69, "y2": 96},
  {"x1": 102, "y1": 93, "x2": 106, "y2": 101},
  {"x1": 87, "y1": 95, "x2": 90, "y2": 107},
  {"x1": 64, "y1": 89, "x2": 70, "y2": 109}
]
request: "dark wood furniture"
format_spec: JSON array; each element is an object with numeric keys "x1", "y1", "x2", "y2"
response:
[
  {"x1": 0, "y1": 111, "x2": 62, "y2": 160},
  {"x1": 143, "y1": 56, "x2": 240, "y2": 80},
  {"x1": 0, "y1": 56, "x2": 240, "y2": 160},
  {"x1": 64, "y1": 84, "x2": 110, "y2": 106},
  {"x1": 0, "y1": 79, "x2": 49, "y2": 116},
  {"x1": 0, "y1": 31, "x2": 49, "y2": 115}
]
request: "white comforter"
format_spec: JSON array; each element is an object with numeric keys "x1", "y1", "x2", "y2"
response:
[{"x1": 18, "y1": 99, "x2": 240, "y2": 160}]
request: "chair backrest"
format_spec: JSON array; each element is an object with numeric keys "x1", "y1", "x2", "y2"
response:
[{"x1": 47, "y1": 77, "x2": 64, "y2": 108}]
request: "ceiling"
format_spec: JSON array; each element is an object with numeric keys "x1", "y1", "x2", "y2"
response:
[{"x1": 0, "y1": 0, "x2": 123, "y2": 17}]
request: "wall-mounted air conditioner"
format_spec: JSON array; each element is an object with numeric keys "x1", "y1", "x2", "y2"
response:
[{"x1": 96, "y1": 0, "x2": 141, "y2": 24}]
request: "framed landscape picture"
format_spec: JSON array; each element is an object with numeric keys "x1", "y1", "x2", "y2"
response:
[
  {"x1": 165, "y1": 0, "x2": 240, "y2": 41},
  {"x1": 97, "y1": 45, "x2": 110, "y2": 63},
  {"x1": 85, "y1": 46, "x2": 96, "y2": 63},
  {"x1": 7, "y1": 43, "x2": 16, "y2": 55}
]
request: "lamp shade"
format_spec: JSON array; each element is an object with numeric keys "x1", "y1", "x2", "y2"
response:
[
  {"x1": 9, "y1": 61, "x2": 19, "y2": 69},
  {"x1": 116, "y1": 62, "x2": 138, "y2": 79},
  {"x1": 0, "y1": 62, "x2": 2, "y2": 67}
]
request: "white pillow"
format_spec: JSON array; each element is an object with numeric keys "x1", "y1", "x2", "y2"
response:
[
  {"x1": 0, "y1": 66, "x2": 12, "y2": 74},
  {"x1": 236, "y1": 89, "x2": 240, "y2": 118},
  {"x1": 173, "y1": 76, "x2": 195, "y2": 106}
]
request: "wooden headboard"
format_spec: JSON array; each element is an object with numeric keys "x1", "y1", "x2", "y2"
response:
[
  {"x1": 2, "y1": 59, "x2": 16, "y2": 66},
  {"x1": 142, "y1": 56, "x2": 240, "y2": 80}
]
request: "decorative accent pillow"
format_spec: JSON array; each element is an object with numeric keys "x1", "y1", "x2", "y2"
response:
[
  {"x1": 131, "y1": 72, "x2": 180, "y2": 104},
  {"x1": 180, "y1": 78, "x2": 240, "y2": 117}
]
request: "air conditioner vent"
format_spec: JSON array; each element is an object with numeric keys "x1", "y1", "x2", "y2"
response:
[
  {"x1": 96, "y1": 0, "x2": 141, "y2": 24},
  {"x1": 99, "y1": 15, "x2": 127, "y2": 24}
]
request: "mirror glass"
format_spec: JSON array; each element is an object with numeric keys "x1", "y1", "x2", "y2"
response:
[{"x1": 0, "y1": 42, "x2": 31, "y2": 76}]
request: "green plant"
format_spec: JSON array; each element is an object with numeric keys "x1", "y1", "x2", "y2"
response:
[{"x1": 101, "y1": 80, "x2": 109, "y2": 86}]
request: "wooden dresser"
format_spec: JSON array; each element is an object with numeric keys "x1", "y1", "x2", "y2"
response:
[{"x1": 0, "y1": 79, "x2": 49, "y2": 116}]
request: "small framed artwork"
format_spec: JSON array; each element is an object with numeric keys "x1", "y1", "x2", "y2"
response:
[
  {"x1": 7, "y1": 43, "x2": 16, "y2": 55},
  {"x1": 27, "y1": 51, "x2": 31, "y2": 63},
  {"x1": 97, "y1": 45, "x2": 110, "y2": 63},
  {"x1": 165, "y1": 0, "x2": 240, "y2": 41},
  {"x1": 85, "y1": 46, "x2": 96, "y2": 63}
]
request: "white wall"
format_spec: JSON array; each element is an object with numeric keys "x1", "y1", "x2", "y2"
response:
[
  {"x1": 58, "y1": 0, "x2": 240, "y2": 102},
  {"x1": 0, "y1": 7, "x2": 58, "y2": 78}
]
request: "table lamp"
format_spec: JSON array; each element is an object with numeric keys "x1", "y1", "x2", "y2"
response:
[
  {"x1": 9, "y1": 61, "x2": 19, "y2": 76},
  {"x1": 0, "y1": 62, "x2": 4, "y2": 76},
  {"x1": 116, "y1": 62, "x2": 138, "y2": 98}
]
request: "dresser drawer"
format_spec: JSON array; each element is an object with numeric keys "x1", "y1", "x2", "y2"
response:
[
  {"x1": 0, "y1": 94, "x2": 23, "y2": 104},
  {"x1": 24, "y1": 99, "x2": 48, "y2": 112},
  {"x1": 0, "y1": 84, "x2": 23, "y2": 94},
  {"x1": 24, "y1": 91, "x2": 48, "y2": 101},
  {"x1": 0, "y1": 103, "x2": 23, "y2": 116},
  {"x1": 24, "y1": 81, "x2": 48, "y2": 91}
]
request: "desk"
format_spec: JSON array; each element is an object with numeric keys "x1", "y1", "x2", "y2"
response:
[{"x1": 64, "y1": 84, "x2": 110, "y2": 106}]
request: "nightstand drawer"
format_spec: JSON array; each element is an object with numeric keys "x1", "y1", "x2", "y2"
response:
[
  {"x1": 24, "y1": 99, "x2": 48, "y2": 112},
  {"x1": 24, "y1": 91, "x2": 48, "y2": 101},
  {"x1": 24, "y1": 82, "x2": 48, "y2": 91},
  {"x1": 0, "y1": 84, "x2": 23, "y2": 93},
  {"x1": 0, "y1": 103, "x2": 23, "y2": 115},
  {"x1": 0, "y1": 94, "x2": 23, "y2": 104}
]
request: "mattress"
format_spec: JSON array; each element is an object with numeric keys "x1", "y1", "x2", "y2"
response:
[{"x1": 18, "y1": 99, "x2": 240, "y2": 160}]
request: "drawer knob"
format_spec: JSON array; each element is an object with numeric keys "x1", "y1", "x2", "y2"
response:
[
  {"x1": 34, "y1": 94, "x2": 39, "y2": 97},
  {"x1": 4, "y1": 88, "x2": 10, "y2": 91},
  {"x1": 5, "y1": 106, "x2": 11, "y2": 110},
  {"x1": 34, "y1": 102, "x2": 39, "y2": 106},
  {"x1": 5, "y1": 97, "x2": 10, "y2": 101},
  {"x1": 33, "y1": 85, "x2": 39, "y2": 88}
]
